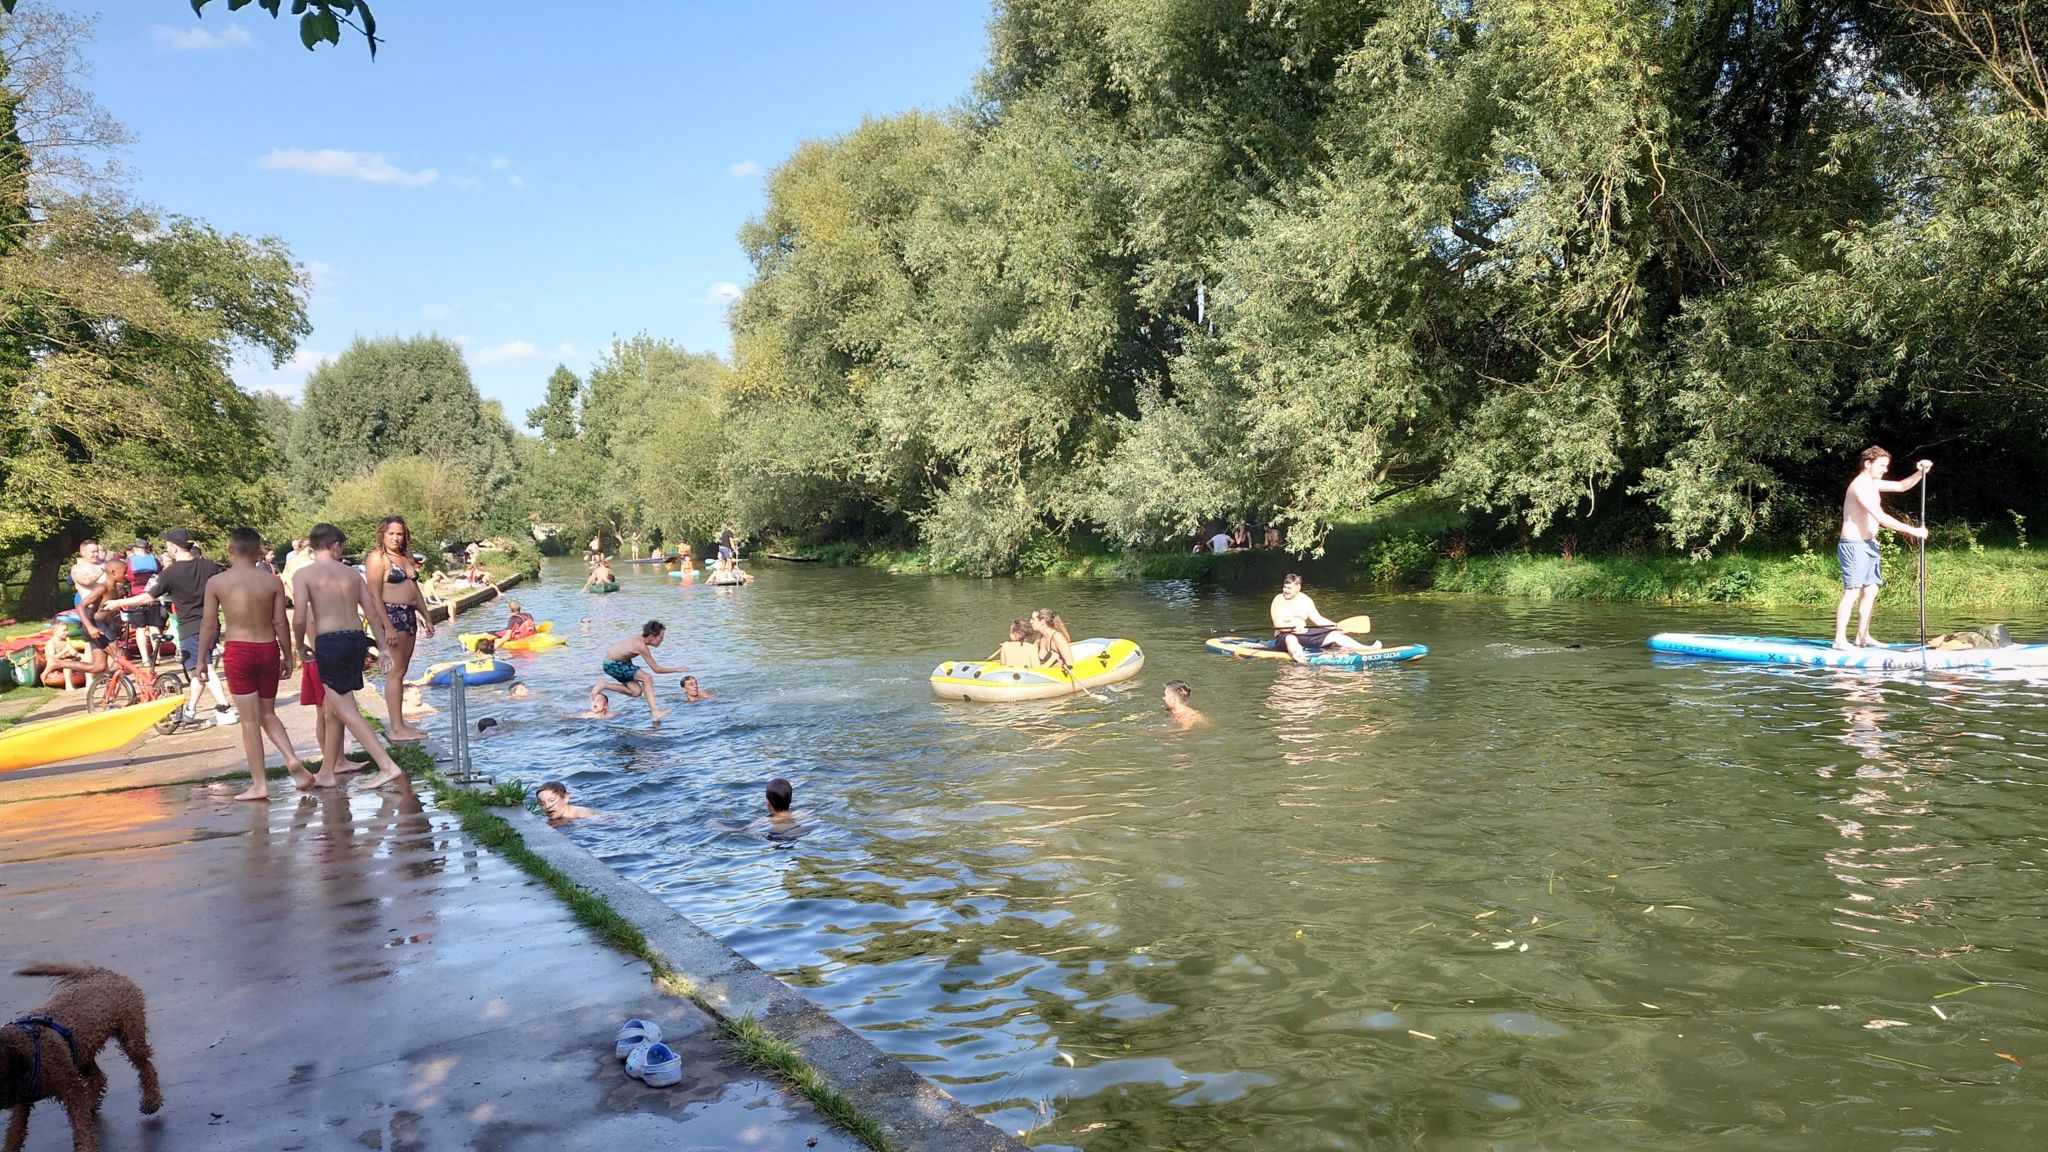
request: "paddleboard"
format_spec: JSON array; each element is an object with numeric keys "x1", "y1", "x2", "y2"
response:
[
  {"x1": 1647, "y1": 632, "x2": 2048, "y2": 672},
  {"x1": 1205, "y1": 636, "x2": 1428, "y2": 668}
]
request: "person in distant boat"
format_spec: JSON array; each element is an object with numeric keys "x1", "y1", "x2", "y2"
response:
[
  {"x1": 1834, "y1": 447, "x2": 1931, "y2": 651},
  {"x1": 1030, "y1": 609, "x2": 1075, "y2": 667},
  {"x1": 679, "y1": 675, "x2": 712, "y2": 701},
  {"x1": 537, "y1": 780, "x2": 597, "y2": 825},
  {"x1": 1270, "y1": 573, "x2": 1377, "y2": 664},
  {"x1": 590, "y1": 620, "x2": 685, "y2": 720},
  {"x1": 583, "y1": 557, "x2": 615, "y2": 589},
  {"x1": 1162, "y1": 680, "x2": 1205, "y2": 727},
  {"x1": 997, "y1": 619, "x2": 1041, "y2": 668}
]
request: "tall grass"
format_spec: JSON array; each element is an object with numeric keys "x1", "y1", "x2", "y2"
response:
[{"x1": 1435, "y1": 545, "x2": 2048, "y2": 608}]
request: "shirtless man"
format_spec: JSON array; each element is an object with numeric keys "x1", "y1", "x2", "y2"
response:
[
  {"x1": 583, "y1": 557, "x2": 616, "y2": 590},
  {"x1": 1162, "y1": 680, "x2": 1206, "y2": 727},
  {"x1": 1270, "y1": 573, "x2": 1377, "y2": 664},
  {"x1": 590, "y1": 620, "x2": 684, "y2": 721},
  {"x1": 1835, "y1": 447, "x2": 1931, "y2": 650},
  {"x1": 679, "y1": 675, "x2": 713, "y2": 702},
  {"x1": 290, "y1": 522, "x2": 410, "y2": 791},
  {"x1": 69, "y1": 540, "x2": 110, "y2": 653},
  {"x1": 198, "y1": 528, "x2": 315, "y2": 800}
]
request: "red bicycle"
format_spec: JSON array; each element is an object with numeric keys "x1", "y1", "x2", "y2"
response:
[{"x1": 88, "y1": 647, "x2": 192, "y2": 735}]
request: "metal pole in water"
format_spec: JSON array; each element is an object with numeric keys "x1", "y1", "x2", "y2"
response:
[
  {"x1": 449, "y1": 667, "x2": 471, "y2": 780},
  {"x1": 1918, "y1": 475, "x2": 1929, "y2": 670}
]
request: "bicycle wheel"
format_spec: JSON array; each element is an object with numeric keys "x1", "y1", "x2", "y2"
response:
[
  {"x1": 152, "y1": 672, "x2": 190, "y2": 734},
  {"x1": 91, "y1": 674, "x2": 137, "y2": 713}
]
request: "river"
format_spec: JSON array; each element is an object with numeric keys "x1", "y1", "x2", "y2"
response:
[{"x1": 435, "y1": 557, "x2": 2048, "y2": 1149}]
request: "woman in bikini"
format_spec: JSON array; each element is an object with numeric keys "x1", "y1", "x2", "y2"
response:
[{"x1": 365, "y1": 515, "x2": 435, "y2": 742}]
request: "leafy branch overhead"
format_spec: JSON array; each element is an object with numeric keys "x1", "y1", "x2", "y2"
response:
[{"x1": 0, "y1": 0, "x2": 380, "y2": 57}]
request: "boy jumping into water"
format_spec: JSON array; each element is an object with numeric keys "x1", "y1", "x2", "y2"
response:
[
  {"x1": 1835, "y1": 447, "x2": 1931, "y2": 650},
  {"x1": 590, "y1": 620, "x2": 685, "y2": 721},
  {"x1": 198, "y1": 528, "x2": 315, "y2": 801},
  {"x1": 291, "y1": 522, "x2": 411, "y2": 791}
]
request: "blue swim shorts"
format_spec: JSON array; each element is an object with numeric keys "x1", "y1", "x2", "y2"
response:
[{"x1": 1837, "y1": 539, "x2": 1882, "y2": 590}]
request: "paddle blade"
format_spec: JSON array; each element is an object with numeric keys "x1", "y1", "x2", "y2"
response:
[{"x1": 1334, "y1": 614, "x2": 1372, "y2": 635}]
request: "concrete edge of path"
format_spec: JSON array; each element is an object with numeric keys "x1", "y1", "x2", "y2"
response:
[{"x1": 500, "y1": 806, "x2": 1031, "y2": 1152}]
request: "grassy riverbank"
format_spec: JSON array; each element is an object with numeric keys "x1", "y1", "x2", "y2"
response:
[{"x1": 777, "y1": 514, "x2": 2048, "y2": 609}]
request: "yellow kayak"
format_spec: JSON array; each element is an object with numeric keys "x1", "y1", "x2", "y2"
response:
[
  {"x1": 459, "y1": 621, "x2": 561, "y2": 652},
  {"x1": 930, "y1": 638, "x2": 1145, "y2": 702},
  {"x1": 0, "y1": 696, "x2": 185, "y2": 774}
]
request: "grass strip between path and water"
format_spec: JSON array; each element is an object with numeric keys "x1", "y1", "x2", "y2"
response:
[{"x1": 395, "y1": 743, "x2": 894, "y2": 1152}]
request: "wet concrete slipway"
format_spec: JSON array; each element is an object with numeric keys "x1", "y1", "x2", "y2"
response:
[{"x1": 0, "y1": 687, "x2": 1018, "y2": 1151}]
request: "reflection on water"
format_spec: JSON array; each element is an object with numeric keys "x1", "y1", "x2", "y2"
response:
[{"x1": 432, "y1": 561, "x2": 2048, "y2": 1149}]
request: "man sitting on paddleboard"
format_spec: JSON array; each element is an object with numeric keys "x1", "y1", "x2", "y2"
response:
[
  {"x1": 1835, "y1": 446, "x2": 1930, "y2": 651},
  {"x1": 1270, "y1": 573, "x2": 1378, "y2": 664}
]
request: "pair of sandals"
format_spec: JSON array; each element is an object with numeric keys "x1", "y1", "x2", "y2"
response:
[{"x1": 614, "y1": 1018, "x2": 682, "y2": 1087}]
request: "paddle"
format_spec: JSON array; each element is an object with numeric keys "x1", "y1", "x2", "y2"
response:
[{"x1": 1919, "y1": 472, "x2": 1929, "y2": 670}]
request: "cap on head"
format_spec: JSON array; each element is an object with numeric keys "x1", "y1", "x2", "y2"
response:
[{"x1": 162, "y1": 529, "x2": 195, "y2": 548}]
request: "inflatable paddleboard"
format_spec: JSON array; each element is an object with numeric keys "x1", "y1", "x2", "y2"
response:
[
  {"x1": 931, "y1": 638, "x2": 1144, "y2": 702},
  {"x1": 1647, "y1": 632, "x2": 2048, "y2": 672},
  {"x1": 1205, "y1": 636, "x2": 1428, "y2": 668},
  {"x1": 424, "y1": 659, "x2": 516, "y2": 687}
]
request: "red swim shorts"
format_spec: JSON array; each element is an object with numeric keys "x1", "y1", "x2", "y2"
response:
[
  {"x1": 299, "y1": 658, "x2": 324, "y2": 708},
  {"x1": 222, "y1": 640, "x2": 282, "y2": 699}
]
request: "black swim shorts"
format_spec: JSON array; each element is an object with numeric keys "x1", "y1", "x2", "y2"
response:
[{"x1": 314, "y1": 630, "x2": 371, "y2": 695}]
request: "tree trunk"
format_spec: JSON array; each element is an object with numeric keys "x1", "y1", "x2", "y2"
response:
[{"x1": 16, "y1": 522, "x2": 85, "y2": 620}]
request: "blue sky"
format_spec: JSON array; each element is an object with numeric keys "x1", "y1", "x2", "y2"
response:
[{"x1": 50, "y1": 1, "x2": 989, "y2": 427}]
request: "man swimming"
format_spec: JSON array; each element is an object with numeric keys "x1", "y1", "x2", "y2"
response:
[
  {"x1": 590, "y1": 620, "x2": 685, "y2": 721},
  {"x1": 679, "y1": 675, "x2": 713, "y2": 701},
  {"x1": 1162, "y1": 680, "x2": 1206, "y2": 727},
  {"x1": 1270, "y1": 573, "x2": 1377, "y2": 664},
  {"x1": 1835, "y1": 447, "x2": 1931, "y2": 650},
  {"x1": 537, "y1": 781, "x2": 598, "y2": 825}
]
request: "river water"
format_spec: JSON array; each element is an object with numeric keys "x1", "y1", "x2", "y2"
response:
[{"x1": 438, "y1": 558, "x2": 2048, "y2": 1149}]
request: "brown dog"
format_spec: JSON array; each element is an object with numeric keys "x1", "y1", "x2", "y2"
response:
[{"x1": 1, "y1": 964, "x2": 162, "y2": 1152}]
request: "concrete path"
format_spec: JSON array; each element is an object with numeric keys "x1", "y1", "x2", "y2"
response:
[{"x1": 0, "y1": 780, "x2": 866, "y2": 1152}]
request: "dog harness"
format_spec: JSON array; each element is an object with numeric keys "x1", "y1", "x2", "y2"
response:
[{"x1": 7, "y1": 1015, "x2": 79, "y2": 1096}]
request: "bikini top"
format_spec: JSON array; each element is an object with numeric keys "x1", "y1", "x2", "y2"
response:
[{"x1": 384, "y1": 560, "x2": 414, "y2": 584}]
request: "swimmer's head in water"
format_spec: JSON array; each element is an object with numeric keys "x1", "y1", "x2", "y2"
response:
[
  {"x1": 766, "y1": 777, "x2": 793, "y2": 814},
  {"x1": 680, "y1": 675, "x2": 702, "y2": 698},
  {"x1": 642, "y1": 620, "x2": 665, "y2": 641},
  {"x1": 509, "y1": 683, "x2": 532, "y2": 699},
  {"x1": 536, "y1": 781, "x2": 568, "y2": 816},
  {"x1": 1163, "y1": 680, "x2": 1192, "y2": 707},
  {"x1": 403, "y1": 684, "x2": 424, "y2": 702},
  {"x1": 587, "y1": 693, "x2": 610, "y2": 716},
  {"x1": 477, "y1": 717, "x2": 499, "y2": 734}
]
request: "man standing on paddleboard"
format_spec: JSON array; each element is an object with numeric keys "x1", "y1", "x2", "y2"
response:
[{"x1": 1835, "y1": 447, "x2": 1930, "y2": 651}]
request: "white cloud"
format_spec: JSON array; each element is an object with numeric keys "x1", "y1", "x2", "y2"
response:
[
  {"x1": 556, "y1": 342, "x2": 580, "y2": 359},
  {"x1": 729, "y1": 159, "x2": 762, "y2": 179},
  {"x1": 490, "y1": 155, "x2": 511, "y2": 172},
  {"x1": 708, "y1": 281, "x2": 743, "y2": 302},
  {"x1": 259, "y1": 149, "x2": 438, "y2": 188},
  {"x1": 421, "y1": 303, "x2": 457, "y2": 320},
  {"x1": 506, "y1": 174, "x2": 525, "y2": 188},
  {"x1": 236, "y1": 348, "x2": 331, "y2": 397},
  {"x1": 150, "y1": 24, "x2": 253, "y2": 51},
  {"x1": 474, "y1": 340, "x2": 538, "y2": 364}
]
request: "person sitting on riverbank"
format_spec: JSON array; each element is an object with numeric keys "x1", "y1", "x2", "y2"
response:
[
  {"x1": 998, "y1": 619, "x2": 1041, "y2": 668},
  {"x1": 1263, "y1": 525, "x2": 1282, "y2": 548},
  {"x1": 680, "y1": 675, "x2": 712, "y2": 701},
  {"x1": 590, "y1": 620, "x2": 684, "y2": 721},
  {"x1": 1270, "y1": 573, "x2": 1377, "y2": 664},
  {"x1": 583, "y1": 557, "x2": 616, "y2": 590},
  {"x1": 537, "y1": 780, "x2": 597, "y2": 825},
  {"x1": 1031, "y1": 609, "x2": 1076, "y2": 667},
  {"x1": 1162, "y1": 680, "x2": 1205, "y2": 727}
]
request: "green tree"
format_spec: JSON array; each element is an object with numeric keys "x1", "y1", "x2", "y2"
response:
[
  {"x1": 1, "y1": 7, "x2": 307, "y2": 614},
  {"x1": 287, "y1": 334, "x2": 514, "y2": 505},
  {"x1": 315, "y1": 455, "x2": 482, "y2": 554}
]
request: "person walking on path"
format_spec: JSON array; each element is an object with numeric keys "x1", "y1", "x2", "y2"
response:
[
  {"x1": 365, "y1": 516, "x2": 435, "y2": 743},
  {"x1": 198, "y1": 528, "x2": 315, "y2": 801},
  {"x1": 292, "y1": 522, "x2": 410, "y2": 792},
  {"x1": 150, "y1": 529, "x2": 234, "y2": 726},
  {"x1": 1834, "y1": 447, "x2": 1932, "y2": 650}
]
